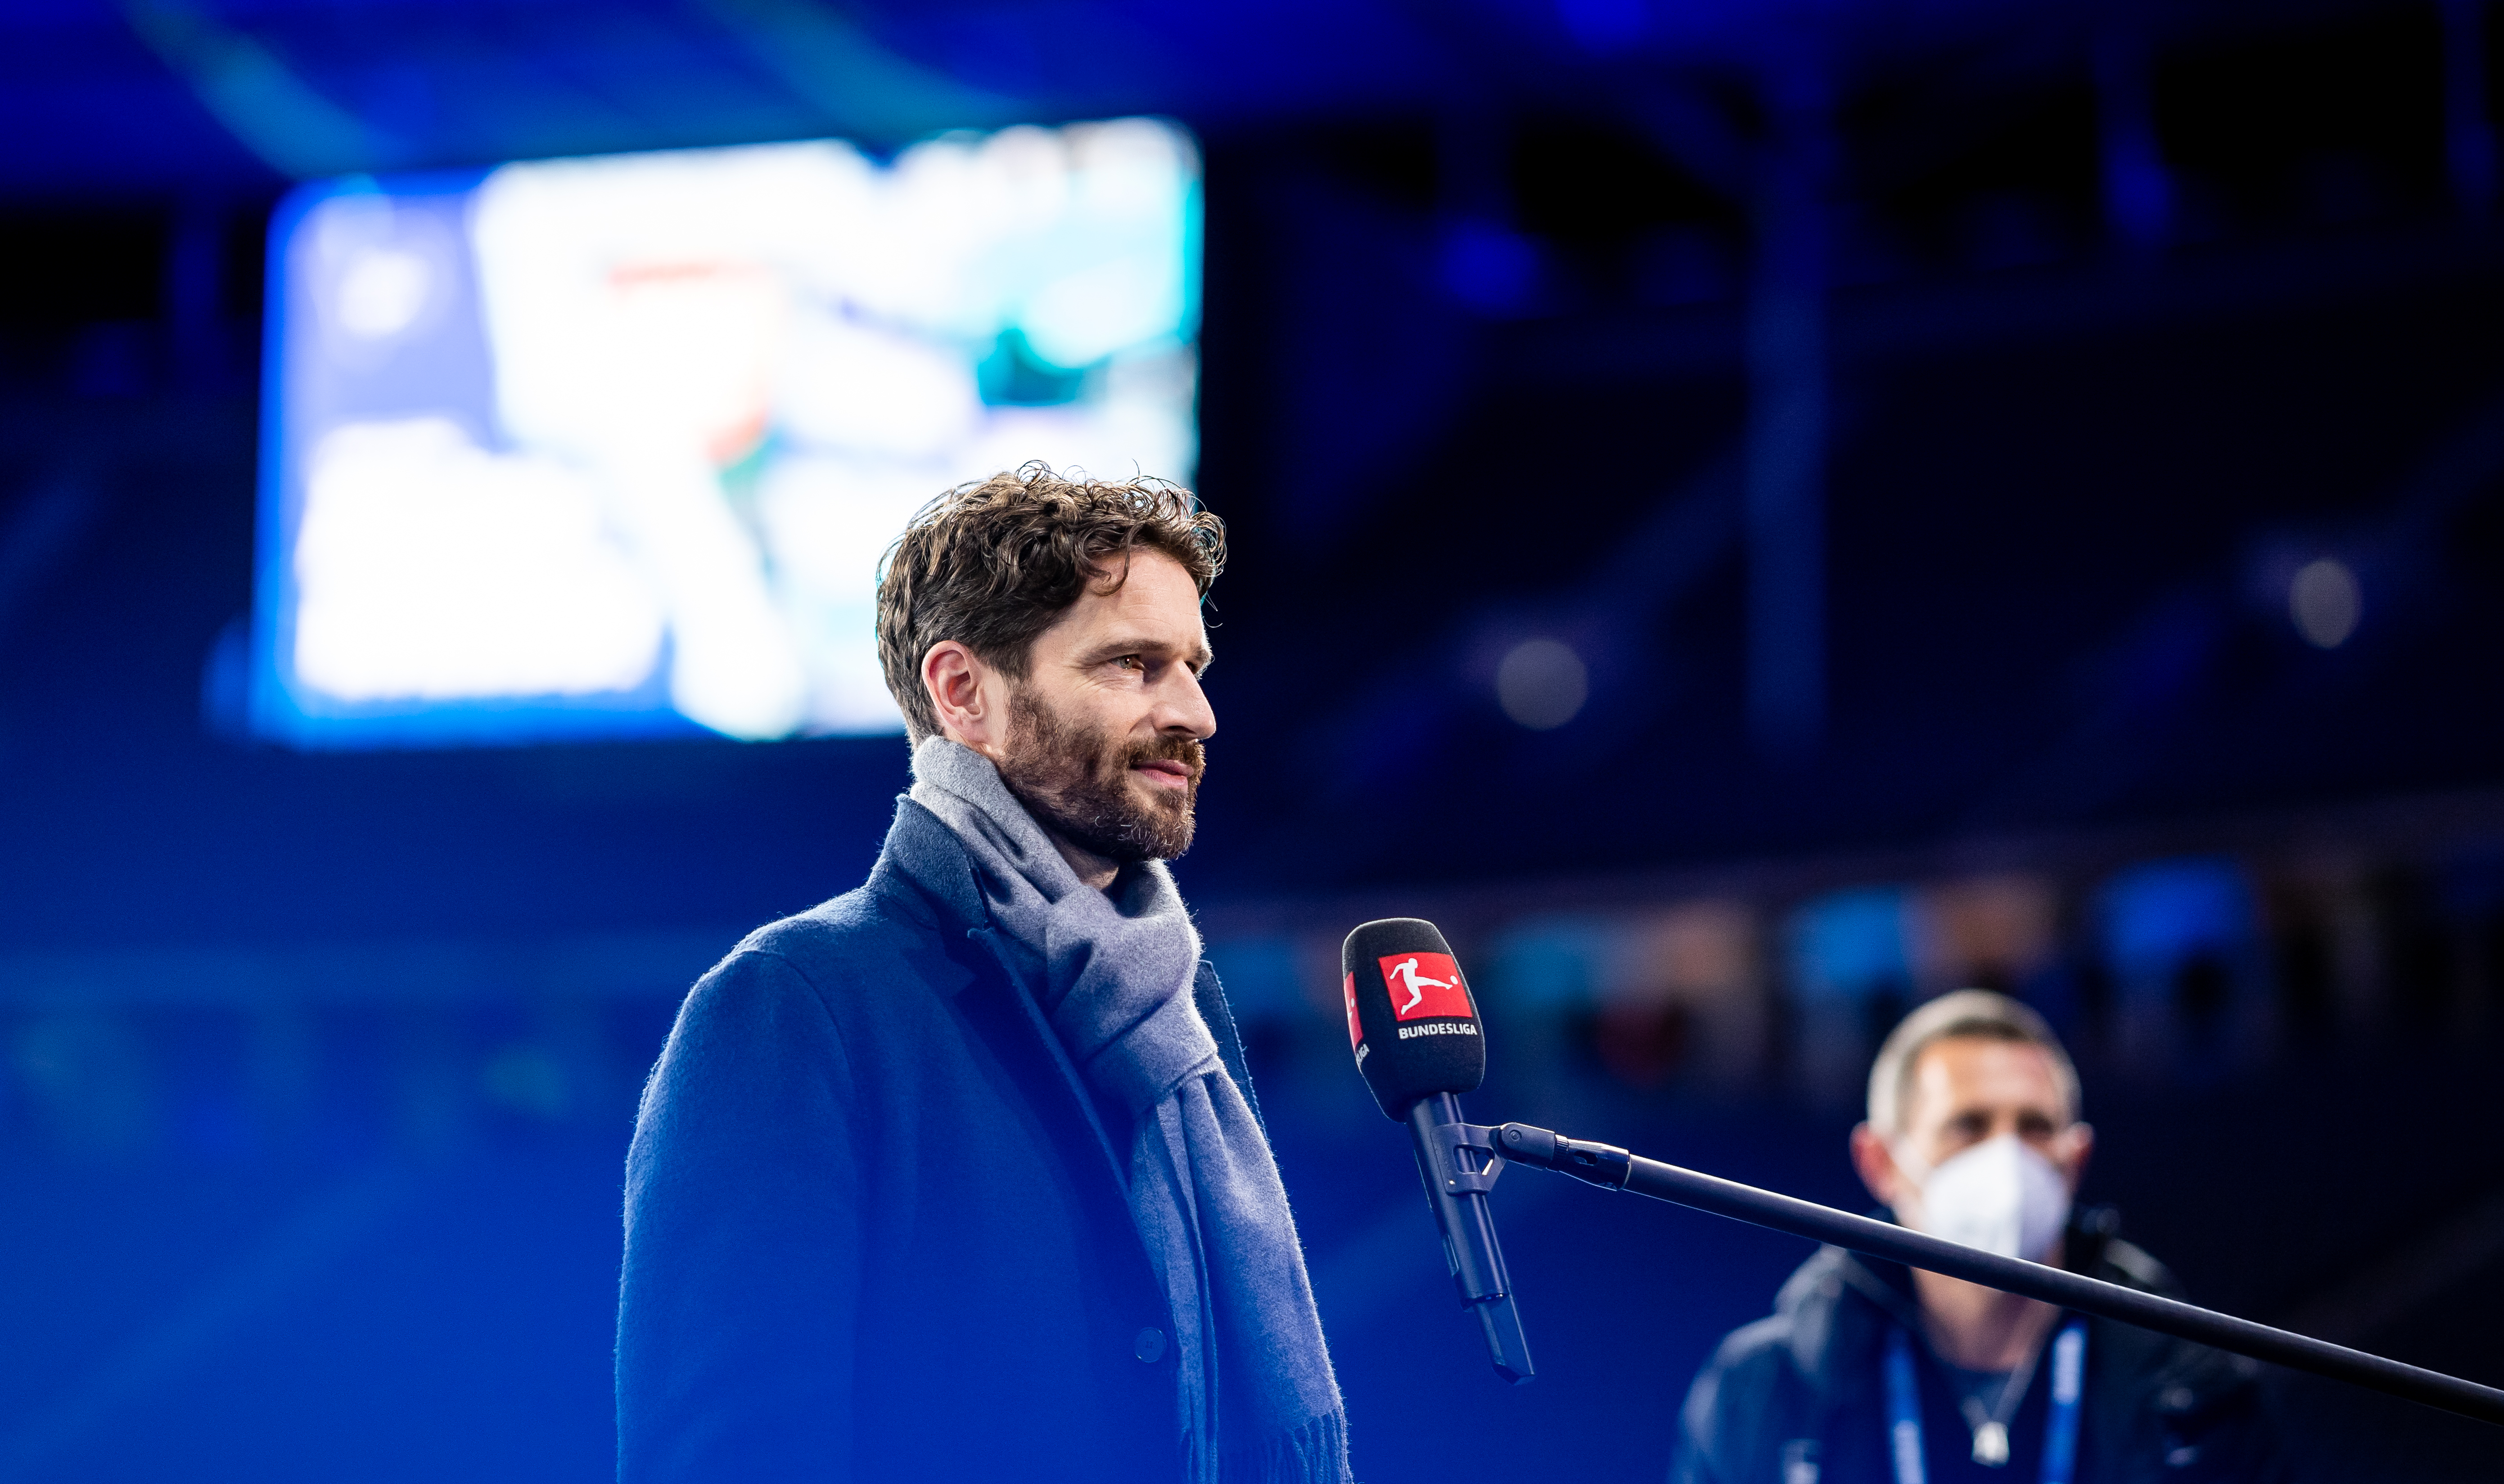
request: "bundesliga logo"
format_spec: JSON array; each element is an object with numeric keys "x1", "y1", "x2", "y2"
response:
[{"x1": 1375, "y1": 952, "x2": 1472, "y2": 1022}]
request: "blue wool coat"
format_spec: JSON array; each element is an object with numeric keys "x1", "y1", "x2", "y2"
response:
[{"x1": 617, "y1": 799, "x2": 1262, "y2": 1484}]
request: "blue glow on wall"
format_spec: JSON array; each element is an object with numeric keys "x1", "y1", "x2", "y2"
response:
[
  {"x1": 254, "y1": 120, "x2": 1202, "y2": 748},
  {"x1": 1788, "y1": 886, "x2": 1913, "y2": 1003}
]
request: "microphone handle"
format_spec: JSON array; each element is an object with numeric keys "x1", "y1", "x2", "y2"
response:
[{"x1": 1406, "y1": 1093, "x2": 1534, "y2": 1384}]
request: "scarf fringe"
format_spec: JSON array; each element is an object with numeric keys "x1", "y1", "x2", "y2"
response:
[{"x1": 1215, "y1": 1408, "x2": 1349, "y2": 1484}]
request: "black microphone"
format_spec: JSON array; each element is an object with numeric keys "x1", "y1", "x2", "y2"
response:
[{"x1": 1342, "y1": 917, "x2": 1533, "y2": 1384}]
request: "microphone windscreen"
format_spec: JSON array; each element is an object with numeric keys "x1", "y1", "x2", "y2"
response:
[{"x1": 1341, "y1": 918, "x2": 1486, "y2": 1120}]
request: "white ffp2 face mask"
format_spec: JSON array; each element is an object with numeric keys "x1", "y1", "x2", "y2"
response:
[{"x1": 1905, "y1": 1133, "x2": 2071, "y2": 1262}]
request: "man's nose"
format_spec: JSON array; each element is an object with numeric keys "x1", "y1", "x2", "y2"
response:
[{"x1": 1155, "y1": 666, "x2": 1216, "y2": 739}]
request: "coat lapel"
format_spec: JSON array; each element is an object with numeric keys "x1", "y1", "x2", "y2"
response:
[{"x1": 877, "y1": 797, "x2": 1137, "y2": 1195}]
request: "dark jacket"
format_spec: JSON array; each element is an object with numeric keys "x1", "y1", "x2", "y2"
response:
[
  {"x1": 1672, "y1": 1220, "x2": 2290, "y2": 1484},
  {"x1": 616, "y1": 799, "x2": 1263, "y2": 1484}
]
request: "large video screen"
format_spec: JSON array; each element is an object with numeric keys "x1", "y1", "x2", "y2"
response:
[{"x1": 254, "y1": 120, "x2": 1200, "y2": 746}]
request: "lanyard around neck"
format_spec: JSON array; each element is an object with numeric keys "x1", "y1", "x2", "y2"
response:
[{"x1": 1885, "y1": 1318, "x2": 2087, "y2": 1484}]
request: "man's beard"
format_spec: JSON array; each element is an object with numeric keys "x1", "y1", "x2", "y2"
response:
[{"x1": 996, "y1": 686, "x2": 1204, "y2": 865}]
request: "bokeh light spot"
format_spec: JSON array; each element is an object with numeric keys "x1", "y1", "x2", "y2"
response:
[
  {"x1": 2289, "y1": 558, "x2": 2361, "y2": 648},
  {"x1": 1497, "y1": 639, "x2": 1588, "y2": 729}
]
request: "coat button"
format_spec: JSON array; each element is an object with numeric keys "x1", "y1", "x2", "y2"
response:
[{"x1": 1133, "y1": 1327, "x2": 1167, "y2": 1363}]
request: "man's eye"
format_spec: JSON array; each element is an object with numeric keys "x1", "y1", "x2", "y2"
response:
[{"x1": 1115, "y1": 656, "x2": 1144, "y2": 671}]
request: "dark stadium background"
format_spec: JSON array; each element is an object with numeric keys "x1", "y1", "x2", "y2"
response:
[{"x1": 1, "y1": 2, "x2": 2500, "y2": 1478}]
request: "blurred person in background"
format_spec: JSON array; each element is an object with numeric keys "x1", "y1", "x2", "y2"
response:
[
  {"x1": 616, "y1": 465, "x2": 1349, "y2": 1484},
  {"x1": 1671, "y1": 991, "x2": 2288, "y2": 1484}
]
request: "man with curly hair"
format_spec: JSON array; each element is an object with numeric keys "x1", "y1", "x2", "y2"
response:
[{"x1": 618, "y1": 466, "x2": 1349, "y2": 1484}]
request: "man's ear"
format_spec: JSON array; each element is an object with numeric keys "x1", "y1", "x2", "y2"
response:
[
  {"x1": 1850, "y1": 1122, "x2": 1906, "y2": 1210},
  {"x1": 2053, "y1": 1121, "x2": 2094, "y2": 1192},
  {"x1": 922, "y1": 641, "x2": 1007, "y2": 756}
]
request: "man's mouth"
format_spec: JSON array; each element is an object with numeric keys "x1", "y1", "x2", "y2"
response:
[{"x1": 1131, "y1": 759, "x2": 1193, "y2": 790}]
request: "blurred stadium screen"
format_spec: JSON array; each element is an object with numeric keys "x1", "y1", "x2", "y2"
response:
[{"x1": 252, "y1": 118, "x2": 1202, "y2": 747}]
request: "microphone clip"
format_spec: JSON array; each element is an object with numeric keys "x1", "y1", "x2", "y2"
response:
[
  {"x1": 1493, "y1": 1122, "x2": 1635, "y2": 1191},
  {"x1": 1417, "y1": 1117, "x2": 1508, "y2": 1197}
]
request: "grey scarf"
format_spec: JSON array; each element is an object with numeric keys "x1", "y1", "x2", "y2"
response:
[{"x1": 910, "y1": 738, "x2": 1349, "y2": 1484}]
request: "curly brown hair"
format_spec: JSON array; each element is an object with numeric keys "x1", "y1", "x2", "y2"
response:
[{"x1": 876, "y1": 463, "x2": 1226, "y2": 744}]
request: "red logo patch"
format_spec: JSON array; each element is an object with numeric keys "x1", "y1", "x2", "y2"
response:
[
  {"x1": 1344, "y1": 971, "x2": 1363, "y2": 1052},
  {"x1": 1376, "y1": 952, "x2": 1472, "y2": 1022}
]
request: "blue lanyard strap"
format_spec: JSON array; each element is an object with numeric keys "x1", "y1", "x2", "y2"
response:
[
  {"x1": 1884, "y1": 1327, "x2": 1929, "y2": 1484},
  {"x1": 1886, "y1": 1319, "x2": 2088, "y2": 1484},
  {"x1": 2040, "y1": 1322, "x2": 2086, "y2": 1484}
]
